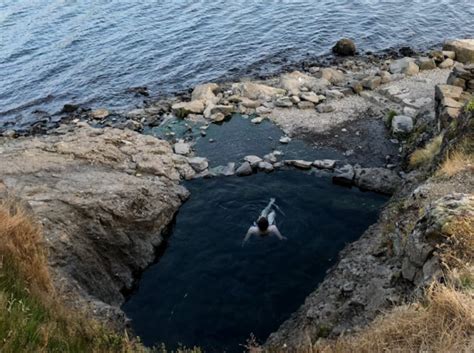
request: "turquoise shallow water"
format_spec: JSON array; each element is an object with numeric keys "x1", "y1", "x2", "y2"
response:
[
  {"x1": 123, "y1": 171, "x2": 388, "y2": 352},
  {"x1": 1, "y1": 1, "x2": 473, "y2": 126}
]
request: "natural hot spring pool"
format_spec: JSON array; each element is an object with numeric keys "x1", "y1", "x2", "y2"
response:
[{"x1": 123, "y1": 171, "x2": 388, "y2": 352}]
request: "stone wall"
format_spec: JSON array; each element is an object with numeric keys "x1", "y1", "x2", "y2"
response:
[{"x1": 435, "y1": 64, "x2": 473, "y2": 129}]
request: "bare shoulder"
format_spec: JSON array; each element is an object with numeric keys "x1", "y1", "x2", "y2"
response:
[{"x1": 247, "y1": 226, "x2": 259, "y2": 235}]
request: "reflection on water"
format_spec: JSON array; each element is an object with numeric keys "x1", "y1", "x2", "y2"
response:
[{"x1": 123, "y1": 171, "x2": 388, "y2": 352}]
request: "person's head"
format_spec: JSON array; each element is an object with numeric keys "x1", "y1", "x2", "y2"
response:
[{"x1": 257, "y1": 216, "x2": 269, "y2": 232}]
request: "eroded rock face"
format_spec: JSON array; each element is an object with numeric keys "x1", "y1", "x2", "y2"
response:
[
  {"x1": 0, "y1": 125, "x2": 191, "y2": 326},
  {"x1": 402, "y1": 193, "x2": 474, "y2": 286}
]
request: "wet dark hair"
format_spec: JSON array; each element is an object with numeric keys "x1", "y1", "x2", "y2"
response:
[{"x1": 257, "y1": 217, "x2": 269, "y2": 231}]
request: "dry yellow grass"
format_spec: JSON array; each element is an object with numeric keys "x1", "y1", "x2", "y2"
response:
[
  {"x1": 409, "y1": 134, "x2": 444, "y2": 169},
  {"x1": 0, "y1": 200, "x2": 52, "y2": 295},
  {"x1": 0, "y1": 200, "x2": 146, "y2": 353},
  {"x1": 312, "y1": 283, "x2": 474, "y2": 353},
  {"x1": 437, "y1": 149, "x2": 474, "y2": 177},
  {"x1": 437, "y1": 214, "x2": 474, "y2": 294}
]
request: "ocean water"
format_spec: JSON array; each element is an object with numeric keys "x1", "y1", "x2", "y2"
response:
[
  {"x1": 1, "y1": 0, "x2": 473, "y2": 125},
  {"x1": 123, "y1": 171, "x2": 388, "y2": 352}
]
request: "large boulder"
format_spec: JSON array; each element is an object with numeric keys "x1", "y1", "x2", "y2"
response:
[
  {"x1": 0, "y1": 126, "x2": 191, "y2": 325},
  {"x1": 172, "y1": 100, "x2": 205, "y2": 118},
  {"x1": 443, "y1": 39, "x2": 474, "y2": 64},
  {"x1": 191, "y1": 83, "x2": 219, "y2": 104},
  {"x1": 236, "y1": 162, "x2": 253, "y2": 176},
  {"x1": 354, "y1": 168, "x2": 402, "y2": 195},
  {"x1": 332, "y1": 38, "x2": 356, "y2": 56}
]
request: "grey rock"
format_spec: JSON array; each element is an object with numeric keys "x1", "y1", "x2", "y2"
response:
[
  {"x1": 172, "y1": 100, "x2": 205, "y2": 117},
  {"x1": 416, "y1": 57, "x2": 437, "y2": 71},
  {"x1": 0, "y1": 127, "x2": 191, "y2": 328},
  {"x1": 173, "y1": 141, "x2": 191, "y2": 155},
  {"x1": 354, "y1": 168, "x2": 402, "y2": 195},
  {"x1": 275, "y1": 96, "x2": 293, "y2": 108},
  {"x1": 442, "y1": 50, "x2": 456, "y2": 59},
  {"x1": 285, "y1": 160, "x2": 313, "y2": 170},
  {"x1": 221, "y1": 162, "x2": 236, "y2": 176},
  {"x1": 3, "y1": 129, "x2": 16, "y2": 138},
  {"x1": 316, "y1": 104, "x2": 335, "y2": 113},
  {"x1": 236, "y1": 161, "x2": 253, "y2": 176},
  {"x1": 443, "y1": 39, "x2": 474, "y2": 64},
  {"x1": 379, "y1": 70, "x2": 392, "y2": 84},
  {"x1": 325, "y1": 89, "x2": 345, "y2": 99},
  {"x1": 300, "y1": 92, "x2": 320, "y2": 104},
  {"x1": 187, "y1": 157, "x2": 209, "y2": 172},
  {"x1": 256, "y1": 106, "x2": 272, "y2": 115},
  {"x1": 257, "y1": 161, "x2": 274, "y2": 173},
  {"x1": 263, "y1": 153, "x2": 278, "y2": 164},
  {"x1": 438, "y1": 58, "x2": 454, "y2": 69},
  {"x1": 390, "y1": 58, "x2": 419, "y2": 75},
  {"x1": 279, "y1": 136, "x2": 291, "y2": 144},
  {"x1": 313, "y1": 159, "x2": 336, "y2": 170},
  {"x1": 251, "y1": 117, "x2": 265, "y2": 124},
  {"x1": 391, "y1": 115, "x2": 413, "y2": 136},
  {"x1": 297, "y1": 101, "x2": 315, "y2": 109},
  {"x1": 332, "y1": 164, "x2": 355, "y2": 186},
  {"x1": 361, "y1": 76, "x2": 382, "y2": 90},
  {"x1": 91, "y1": 108, "x2": 110, "y2": 119},
  {"x1": 244, "y1": 155, "x2": 263, "y2": 167},
  {"x1": 290, "y1": 95, "x2": 301, "y2": 104},
  {"x1": 435, "y1": 84, "x2": 463, "y2": 101}
]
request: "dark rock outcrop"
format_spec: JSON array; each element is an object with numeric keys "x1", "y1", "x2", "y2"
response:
[{"x1": 332, "y1": 39, "x2": 356, "y2": 56}]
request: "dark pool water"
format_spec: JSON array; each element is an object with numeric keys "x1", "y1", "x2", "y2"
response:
[
  {"x1": 1, "y1": 1, "x2": 474, "y2": 125},
  {"x1": 123, "y1": 171, "x2": 388, "y2": 352}
]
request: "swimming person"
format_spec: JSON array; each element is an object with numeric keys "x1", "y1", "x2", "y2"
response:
[{"x1": 242, "y1": 198, "x2": 286, "y2": 245}]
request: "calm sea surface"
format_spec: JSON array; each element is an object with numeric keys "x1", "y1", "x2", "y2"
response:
[{"x1": 1, "y1": 1, "x2": 473, "y2": 125}]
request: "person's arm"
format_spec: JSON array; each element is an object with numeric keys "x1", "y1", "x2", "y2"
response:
[
  {"x1": 270, "y1": 225, "x2": 287, "y2": 240},
  {"x1": 242, "y1": 227, "x2": 256, "y2": 246}
]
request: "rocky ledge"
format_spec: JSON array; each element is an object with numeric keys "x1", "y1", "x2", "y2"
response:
[
  {"x1": 265, "y1": 48, "x2": 474, "y2": 350},
  {"x1": 0, "y1": 125, "x2": 203, "y2": 327}
]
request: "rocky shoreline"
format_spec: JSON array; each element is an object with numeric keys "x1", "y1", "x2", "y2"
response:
[{"x1": 0, "y1": 37, "x2": 473, "y2": 348}]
